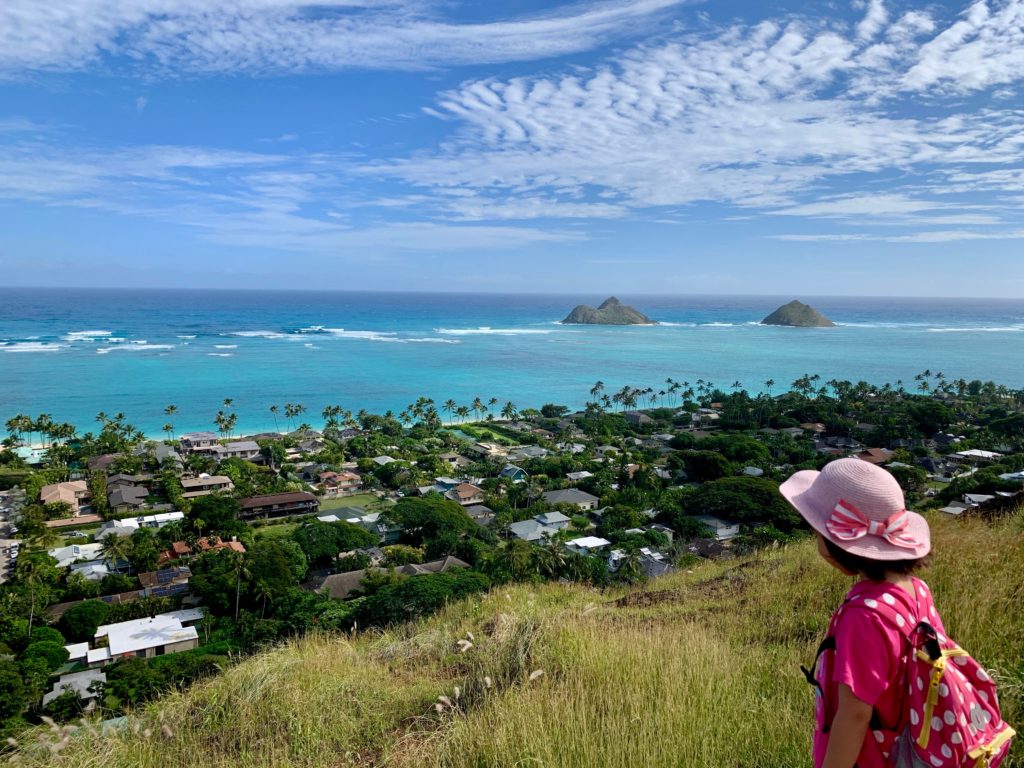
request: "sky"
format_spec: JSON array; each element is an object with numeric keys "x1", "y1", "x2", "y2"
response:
[{"x1": 1, "y1": 0, "x2": 1023, "y2": 296}]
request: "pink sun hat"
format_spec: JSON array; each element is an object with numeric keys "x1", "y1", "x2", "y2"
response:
[{"x1": 780, "y1": 458, "x2": 930, "y2": 560}]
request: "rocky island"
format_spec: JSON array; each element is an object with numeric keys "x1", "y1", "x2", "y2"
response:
[
  {"x1": 561, "y1": 297, "x2": 654, "y2": 325},
  {"x1": 761, "y1": 299, "x2": 835, "y2": 328}
]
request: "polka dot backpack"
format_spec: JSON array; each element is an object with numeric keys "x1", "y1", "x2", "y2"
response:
[{"x1": 865, "y1": 586, "x2": 1015, "y2": 768}]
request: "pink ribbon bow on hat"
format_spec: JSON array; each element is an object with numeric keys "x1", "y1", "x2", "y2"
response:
[{"x1": 826, "y1": 499, "x2": 920, "y2": 550}]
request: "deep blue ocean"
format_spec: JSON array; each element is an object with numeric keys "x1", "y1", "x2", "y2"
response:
[{"x1": 1, "y1": 289, "x2": 1021, "y2": 436}]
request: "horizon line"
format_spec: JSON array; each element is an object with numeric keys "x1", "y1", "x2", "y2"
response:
[{"x1": 0, "y1": 285, "x2": 1018, "y2": 302}]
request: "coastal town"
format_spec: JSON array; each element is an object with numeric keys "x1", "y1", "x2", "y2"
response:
[{"x1": 0, "y1": 372, "x2": 1021, "y2": 731}]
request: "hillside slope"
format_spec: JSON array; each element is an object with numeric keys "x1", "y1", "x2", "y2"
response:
[{"x1": 11, "y1": 511, "x2": 1022, "y2": 768}]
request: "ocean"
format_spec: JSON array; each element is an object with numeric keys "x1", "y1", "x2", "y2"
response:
[{"x1": 0, "y1": 288, "x2": 1021, "y2": 436}]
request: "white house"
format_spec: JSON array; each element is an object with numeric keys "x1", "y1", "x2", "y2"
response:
[
  {"x1": 565, "y1": 536, "x2": 611, "y2": 554},
  {"x1": 48, "y1": 543, "x2": 104, "y2": 569},
  {"x1": 542, "y1": 488, "x2": 600, "y2": 511},
  {"x1": 95, "y1": 510, "x2": 186, "y2": 539},
  {"x1": 694, "y1": 515, "x2": 741, "y2": 541},
  {"x1": 66, "y1": 608, "x2": 204, "y2": 667}
]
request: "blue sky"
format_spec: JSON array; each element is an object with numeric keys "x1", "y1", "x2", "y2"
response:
[{"x1": 1, "y1": 0, "x2": 1023, "y2": 296}]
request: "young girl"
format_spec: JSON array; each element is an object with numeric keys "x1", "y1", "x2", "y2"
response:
[{"x1": 781, "y1": 458, "x2": 935, "y2": 768}]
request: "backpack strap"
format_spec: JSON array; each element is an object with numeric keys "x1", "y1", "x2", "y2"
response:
[{"x1": 801, "y1": 635, "x2": 836, "y2": 732}]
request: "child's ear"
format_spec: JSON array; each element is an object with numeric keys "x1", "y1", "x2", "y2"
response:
[{"x1": 816, "y1": 534, "x2": 859, "y2": 576}]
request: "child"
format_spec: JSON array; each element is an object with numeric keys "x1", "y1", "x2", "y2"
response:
[{"x1": 781, "y1": 458, "x2": 934, "y2": 768}]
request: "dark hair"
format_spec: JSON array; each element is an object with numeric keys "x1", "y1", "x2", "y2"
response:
[{"x1": 822, "y1": 537, "x2": 929, "y2": 582}]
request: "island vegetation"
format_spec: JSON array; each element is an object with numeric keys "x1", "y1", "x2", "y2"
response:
[
  {"x1": 561, "y1": 297, "x2": 654, "y2": 325},
  {"x1": 760, "y1": 299, "x2": 836, "y2": 327}
]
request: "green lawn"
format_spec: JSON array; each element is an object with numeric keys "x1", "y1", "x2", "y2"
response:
[
  {"x1": 318, "y1": 494, "x2": 386, "y2": 511},
  {"x1": 253, "y1": 522, "x2": 299, "y2": 540}
]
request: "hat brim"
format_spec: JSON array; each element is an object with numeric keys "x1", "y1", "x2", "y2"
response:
[{"x1": 780, "y1": 470, "x2": 931, "y2": 560}]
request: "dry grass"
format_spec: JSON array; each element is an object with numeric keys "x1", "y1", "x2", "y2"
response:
[{"x1": 6, "y1": 510, "x2": 1021, "y2": 768}]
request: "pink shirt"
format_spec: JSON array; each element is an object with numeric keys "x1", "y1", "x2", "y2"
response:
[{"x1": 813, "y1": 576, "x2": 945, "y2": 768}]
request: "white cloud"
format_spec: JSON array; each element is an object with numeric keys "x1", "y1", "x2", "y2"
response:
[
  {"x1": 773, "y1": 228, "x2": 1024, "y2": 243},
  {"x1": 135, "y1": 96, "x2": 147, "y2": 112},
  {"x1": 370, "y1": 9, "x2": 1024, "y2": 226},
  {"x1": 0, "y1": 0, "x2": 691, "y2": 76}
]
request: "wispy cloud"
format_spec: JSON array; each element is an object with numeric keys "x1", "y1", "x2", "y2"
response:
[
  {"x1": 4, "y1": 0, "x2": 1024, "y2": 256},
  {"x1": 0, "y1": 0, "x2": 691, "y2": 76}
]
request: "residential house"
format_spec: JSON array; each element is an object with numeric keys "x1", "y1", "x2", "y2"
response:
[
  {"x1": 566, "y1": 470, "x2": 594, "y2": 483},
  {"x1": 42, "y1": 670, "x2": 107, "y2": 708},
  {"x1": 949, "y1": 449, "x2": 1003, "y2": 465},
  {"x1": 445, "y1": 483, "x2": 485, "y2": 506},
  {"x1": 133, "y1": 441, "x2": 183, "y2": 468},
  {"x1": 39, "y1": 481, "x2": 91, "y2": 515},
  {"x1": 535, "y1": 511, "x2": 572, "y2": 530},
  {"x1": 624, "y1": 411, "x2": 653, "y2": 427},
  {"x1": 319, "y1": 470, "x2": 363, "y2": 497},
  {"x1": 201, "y1": 440, "x2": 261, "y2": 462},
  {"x1": 179, "y1": 432, "x2": 219, "y2": 453},
  {"x1": 48, "y1": 543, "x2": 105, "y2": 569},
  {"x1": 439, "y1": 452, "x2": 473, "y2": 469},
  {"x1": 180, "y1": 474, "x2": 234, "y2": 499},
  {"x1": 565, "y1": 536, "x2": 611, "y2": 554},
  {"x1": 315, "y1": 556, "x2": 470, "y2": 600},
  {"x1": 95, "y1": 511, "x2": 185, "y2": 539},
  {"x1": 86, "y1": 454, "x2": 120, "y2": 472},
  {"x1": 499, "y1": 464, "x2": 528, "y2": 483},
  {"x1": 557, "y1": 442, "x2": 588, "y2": 455},
  {"x1": 465, "y1": 505, "x2": 495, "y2": 527},
  {"x1": 371, "y1": 455, "x2": 398, "y2": 466},
  {"x1": 855, "y1": 448, "x2": 895, "y2": 465},
  {"x1": 238, "y1": 491, "x2": 319, "y2": 520},
  {"x1": 157, "y1": 536, "x2": 245, "y2": 566},
  {"x1": 507, "y1": 445, "x2": 550, "y2": 462},
  {"x1": 467, "y1": 442, "x2": 507, "y2": 460},
  {"x1": 65, "y1": 608, "x2": 204, "y2": 667},
  {"x1": 107, "y1": 484, "x2": 149, "y2": 512},
  {"x1": 507, "y1": 517, "x2": 562, "y2": 542},
  {"x1": 542, "y1": 488, "x2": 600, "y2": 511},
  {"x1": 137, "y1": 566, "x2": 192, "y2": 596},
  {"x1": 939, "y1": 501, "x2": 970, "y2": 517},
  {"x1": 694, "y1": 515, "x2": 741, "y2": 541}
]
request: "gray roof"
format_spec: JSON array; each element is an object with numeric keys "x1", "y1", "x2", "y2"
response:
[
  {"x1": 537, "y1": 511, "x2": 571, "y2": 525},
  {"x1": 507, "y1": 519, "x2": 559, "y2": 542},
  {"x1": 317, "y1": 556, "x2": 470, "y2": 600},
  {"x1": 542, "y1": 489, "x2": 599, "y2": 506}
]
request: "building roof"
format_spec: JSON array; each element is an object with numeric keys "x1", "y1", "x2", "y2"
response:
[
  {"x1": 40, "y1": 480, "x2": 89, "y2": 506},
  {"x1": 180, "y1": 475, "x2": 232, "y2": 490},
  {"x1": 537, "y1": 511, "x2": 571, "y2": 525},
  {"x1": 181, "y1": 431, "x2": 218, "y2": 441},
  {"x1": 447, "y1": 483, "x2": 483, "y2": 501},
  {"x1": 239, "y1": 491, "x2": 317, "y2": 509},
  {"x1": 507, "y1": 519, "x2": 559, "y2": 542},
  {"x1": 694, "y1": 514, "x2": 739, "y2": 530},
  {"x1": 42, "y1": 670, "x2": 107, "y2": 706},
  {"x1": 317, "y1": 556, "x2": 470, "y2": 600},
  {"x1": 566, "y1": 536, "x2": 611, "y2": 549},
  {"x1": 95, "y1": 611, "x2": 201, "y2": 656},
  {"x1": 542, "y1": 488, "x2": 599, "y2": 506}
]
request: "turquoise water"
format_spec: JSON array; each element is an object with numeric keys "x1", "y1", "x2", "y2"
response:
[{"x1": 0, "y1": 289, "x2": 1021, "y2": 435}]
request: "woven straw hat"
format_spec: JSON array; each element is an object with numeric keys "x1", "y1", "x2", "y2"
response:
[{"x1": 780, "y1": 458, "x2": 930, "y2": 560}]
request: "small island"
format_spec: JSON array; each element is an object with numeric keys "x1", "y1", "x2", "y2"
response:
[
  {"x1": 562, "y1": 297, "x2": 655, "y2": 325},
  {"x1": 761, "y1": 300, "x2": 835, "y2": 328}
]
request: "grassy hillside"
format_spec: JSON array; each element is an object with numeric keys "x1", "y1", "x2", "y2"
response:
[{"x1": 9, "y1": 510, "x2": 1022, "y2": 768}]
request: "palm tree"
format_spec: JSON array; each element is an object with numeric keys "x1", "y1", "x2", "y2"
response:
[
  {"x1": 501, "y1": 401, "x2": 517, "y2": 421},
  {"x1": 223, "y1": 398, "x2": 234, "y2": 408},
  {"x1": 18, "y1": 555, "x2": 50, "y2": 637},
  {"x1": 164, "y1": 404, "x2": 178, "y2": 418},
  {"x1": 455, "y1": 405, "x2": 470, "y2": 424},
  {"x1": 101, "y1": 534, "x2": 133, "y2": 568},
  {"x1": 537, "y1": 535, "x2": 566, "y2": 578},
  {"x1": 443, "y1": 399, "x2": 457, "y2": 423},
  {"x1": 229, "y1": 550, "x2": 251, "y2": 621},
  {"x1": 269, "y1": 404, "x2": 280, "y2": 431},
  {"x1": 615, "y1": 548, "x2": 645, "y2": 584},
  {"x1": 471, "y1": 397, "x2": 485, "y2": 421},
  {"x1": 163, "y1": 423, "x2": 175, "y2": 441}
]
